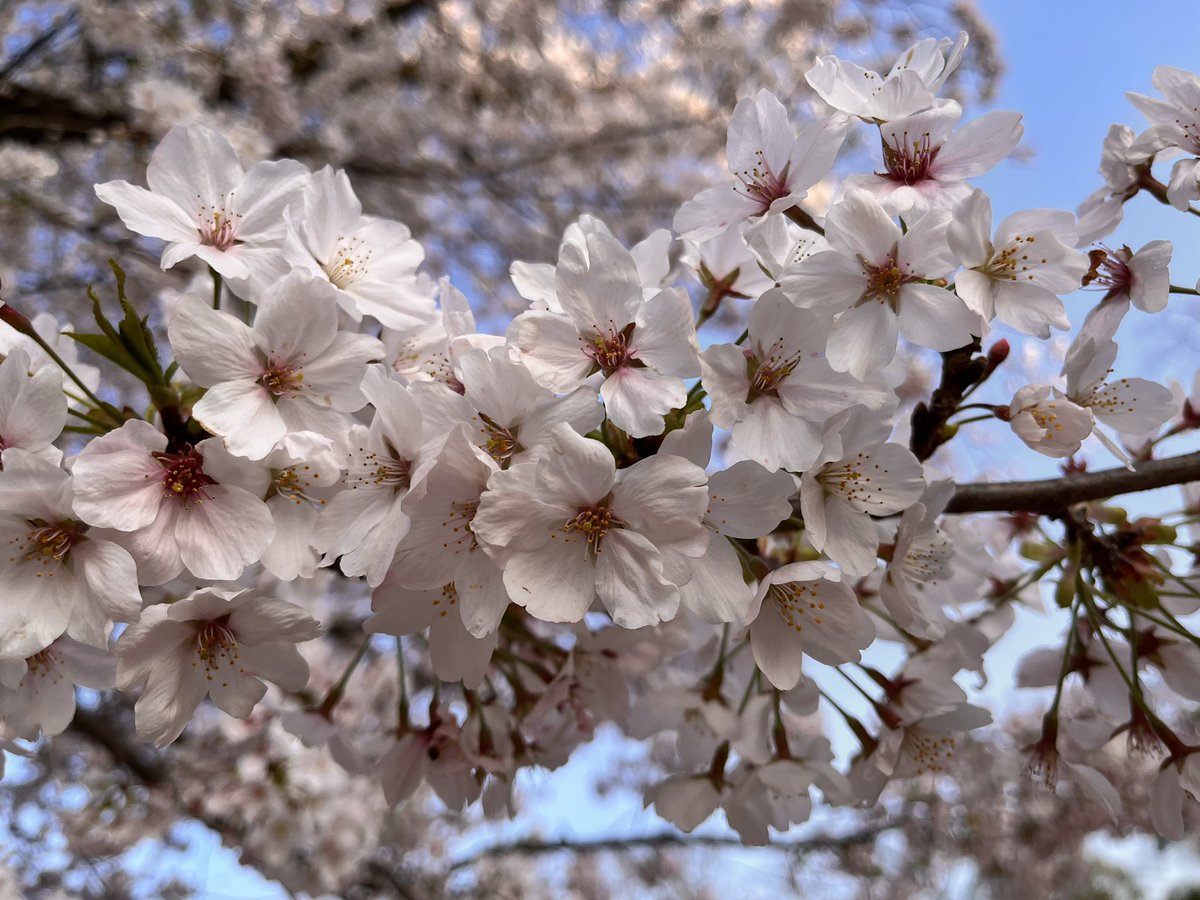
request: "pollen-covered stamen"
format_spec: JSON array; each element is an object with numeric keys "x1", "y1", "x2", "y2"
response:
[
  {"x1": 734, "y1": 150, "x2": 791, "y2": 210},
  {"x1": 196, "y1": 193, "x2": 240, "y2": 251},
  {"x1": 152, "y1": 448, "x2": 215, "y2": 502},
  {"x1": 860, "y1": 250, "x2": 913, "y2": 309},
  {"x1": 767, "y1": 581, "x2": 826, "y2": 633},
  {"x1": 562, "y1": 502, "x2": 624, "y2": 552},
  {"x1": 23, "y1": 521, "x2": 82, "y2": 564},
  {"x1": 981, "y1": 234, "x2": 1044, "y2": 283},
  {"x1": 817, "y1": 452, "x2": 890, "y2": 510},
  {"x1": 1081, "y1": 377, "x2": 1138, "y2": 415},
  {"x1": 903, "y1": 728, "x2": 956, "y2": 774},
  {"x1": 880, "y1": 130, "x2": 940, "y2": 184},
  {"x1": 745, "y1": 338, "x2": 803, "y2": 403},
  {"x1": 583, "y1": 322, "x2": 637, "y2": 375},
  {"x1": 442, "y1": 500, "x2": 480, "y2": 552},
  {"x1": 272, "y1": 465, "x2": 326, "y2": 507},
  {"x1": 194, "y1": 617, "x2": 239, "y2": 679},
  {"x1": 900, "y1": 532, "x2": 954, "y2": 584},
  {"x1": 26, "y1": 648, "x2": 62, "y2": 680},
  {"x1": 259, "y1": 362, "x2": 304, "y2": 398},
  {"x1": 1082, "y1": 245, "x2": 1132, "y2": 295},
  {"x1": 430, "y1": 583, "x2": 460, "y2": 619},
  {"x1": 345, "y1": 445, "x2": 411, "y2": 491},
  {"x1": 1029, "y1": 402, "x2": 1067, "y2": 434},
  {"x1": 325, "y1": 236, "x2": 372, "y2": 289},
  {"x1": 478, "y1": 413, "x2": 520, "y2": 465}
]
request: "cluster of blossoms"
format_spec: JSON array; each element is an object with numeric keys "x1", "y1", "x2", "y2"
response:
[{"x1": 4, "y1": 32, "x2": 1200, "y2": 849}]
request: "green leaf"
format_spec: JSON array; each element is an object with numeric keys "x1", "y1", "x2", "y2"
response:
[{"x1": 66, "y1": 331, "x2": 149, "y2": 382}]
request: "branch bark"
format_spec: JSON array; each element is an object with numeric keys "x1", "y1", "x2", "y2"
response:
[
  {"x1": 447, "y1": 819, "x2": 899, "y2": 871},
  {"x1": 945, "y1": 451, "x2": 1200, "y2": 515}
]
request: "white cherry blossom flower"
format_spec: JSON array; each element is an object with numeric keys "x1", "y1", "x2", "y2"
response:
[
  {"x1": 168, "y1": 271, "x2": 383, "y2": 459},
  {"x1": 644, "y1": 774, "x2": 724, "y2": 833},
  {"x1": 805, "y1": 32, "x2": 969, "y2": 123},
  {"x1": 471, "y1": 425, "x2": 709, "y2": 628},
  {"x1": 680, "y1": 224, "x2": 775, "y2": 305},
  {"x1": 844, "y1": 100, "x2": 1023, "y2": 215},
  {"x1": 674, "y1": 89, "x2": 846, "y2": 242},
  {"x1": 702, "y1": 289, "x2": 892, "y2": 472},
  {"x1": 0, "y1": 449, "x2": 140, "y2": 659},
  {"x1": 94, "y1": 123, "x2": 307, "y2": 280},
  {"x1": 0, "y1": 313, "x2": 100, "y2": 410},
  {"x1": 1075, "y1": 240, "x2": 1172, "y2": 346},
  {"x1": 1006, "y1": 384, "x2": 1094, "y2": 459},
  {"x1": 948, "y1": 190, "x2": 1089, "y2": 337},
  {"x1": 508, "y1": 228, "x2": 700, "y2": 438},
  {"x1": 798, "y1": 407, "x2": 925, "y2": 576},
  {"x1": 784, "y1": 191, "x2": 980, "y2": 378},
  {"x1": 1061, "y1": 337, "x2": 1176, "y2": 467},
  {"x1": 71, "y1": 420, "x2": 275, "y2": 584},
  {"x1": 0, "y1": 348, "x2": 67, "y2": 467},
  {"x1": 747, "y1": 560, "x2": 876, "y2": 690},
  {"x1": 115, "y1": 586, "x2": 321, "y2": 747},
  {"x1": 1075, "y1": 125, "x2": 1140, "y2": 245},
  {"x1": 659, "y1": 412, "x2": 795, "y2": 624},
  {"x1": 0, "y1": 637, "x2": 115, "y2": 739},
  {"x1": 1127, "y1": 66, "x2": 1200, "y2": 209},
  {"x1": 280, "y1": 165, "x2": 438, "y2": 330},
  {"x1": 312, "y1": 366, "x2": 441, "y2": 587},
  {"x1": 384, "y1": 277, "x2": 498, "y2": 390}
]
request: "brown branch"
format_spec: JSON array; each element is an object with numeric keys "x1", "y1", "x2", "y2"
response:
[
  {"x1": 68, "y1": 705, "x2": 169, "y2": 786},
  {"x1": 945, "y1": 451, "x2": 1200, "y2": 515},
  {"x1": 447, "y1": 819, "x2": 899, "y2": 872}
]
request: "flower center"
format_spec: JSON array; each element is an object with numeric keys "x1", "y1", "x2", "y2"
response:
[
  {"x1": 583, "y1": 323, "x2": 636, "y2": 375},
  {"x1": 26, "y1": 648, "x2": 59, "y2": 679},
  {"x1": 1082, "y1": 245, "x2": 1132, "y2": 296},
  {"x1": 734, "y1": 150, "x2": 791, "y2": 210},
  {"x1": 197, "y1": 196, "x2": 239, "y2": 251},
  {"x1": 259, "y1": 363, "x2": 304, "y2": 398},
  {"x1": 20, "y1": 521, "x2": 83, "y2": 567},
  {"x1": 346, "y1": 444, "x2": 412, "y2": 492},
  {"x1": 981, "y1": 233, "x2": 1043, "y2": 283},
  {"x1": 195, "y1": 618, "x2": 239, "y2": 677},
  {"x1": 881, "y1": 130, "x2": 940, "y2": 185},
  {"x1": 860, "y1": 251, "x2": 912, "y2": 309},
  {"x1": 153, "y1": 448, "x2": 215, "y2": 502},
  {"x1": 325, "y1": 237, "x2": 371, "y2": 289},
  {"x1": 272, "y1": 465, "x2": 326, "y2": 506},
  {"x1": 563, "y1": 503, "x2": 623, "y2": 552},
  {"x1": 900, "y1": 531, "x2": 954, "y2": 583},
  {"x1": 745, "y1": 339, "x2": 802, "y2": 403},
  {"x1": 479, "y1": 413, "x2": 520, "y2": 465},
  {"x1": 767, "y1": 581, "x2": 826, "y2": 633}
]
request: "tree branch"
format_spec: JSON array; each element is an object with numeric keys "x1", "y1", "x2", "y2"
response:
[
  {"x1": 945, "y1": 451, "x2": 1200, "y2": 515},
  {"x1": 447, "y1": 819, "x2": 899, "y2": 872}
]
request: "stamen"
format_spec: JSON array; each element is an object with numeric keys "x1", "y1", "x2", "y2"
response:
[{"x1": 152, "y1": 448, "x2": 215, "y2": 503}]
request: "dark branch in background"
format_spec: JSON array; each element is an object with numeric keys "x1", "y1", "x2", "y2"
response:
[
  {"x1": 945, "y1": 451, "x2": 1200, "y2": 515},
  {"x1": 68, "y1": 705, "x2": 169, "y2": 785},
  {"x1": 447, "y1": 818, "x2": 901, "y2": 872}
]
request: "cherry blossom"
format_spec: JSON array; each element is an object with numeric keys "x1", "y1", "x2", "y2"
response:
[
  {"x1": 115, "y1": 586, "x2": 321, "y2": 747},
  {"x1": 0, "y1": 348, "x2": 67, "y2": 467},
  {"x1": 471, "y1": 425, "x2": 709, "y2": 628},
  {"x1": 94, "y1": 123, "x2": 307, "y2": 280},
  {"x1": 70, "y1": 420, "x2": 274, "y2": 584},
  {"x1": 0, "y1": 637, "x2": 115, "y2": 739},
  {"x1": 1127, "y1": 66, "x2": 1200, "y2": 209},
  {"x1": 1075, "y1": 240, "x2": 1173, "y2": 345},
  {"x1": 1005, "y1": 384, "x2": 1095, "y2": 459},
  {"x1": 674, "y1": 89, "x2": 846, "y2": 242}
]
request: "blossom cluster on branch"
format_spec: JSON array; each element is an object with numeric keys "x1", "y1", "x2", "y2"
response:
[{"x1": 3, "y1": 30, "x2": 1200, "y2": 865}]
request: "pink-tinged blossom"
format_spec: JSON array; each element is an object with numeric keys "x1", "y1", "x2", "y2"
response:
[
  {"x1": 680, "y1": 224, "x2": 775, "y2": 304},
  {"x1": 948, "y1": 191, "x2": 1088, "y2": 338},
  {"x1": 702, "y1": 289, "x2": 892, "y2": 472},
  {"x1": 384, "y1": 427, "x2": 509, "y2": 637},
  {"x1": 1075, "y1": 240, "x2": 1172, "y2": 346},
  {"x1": 0, "y1": 450, "x2": 140, "y2": 659},
  {"x1": 747, "y1": 561, "x2": 875, "y2": 690},
  {"x1": 844, "y1": 100, "x2": 1023, "y2": 215},
  {"x1": 384, "y1": 278, "x2": 499, "y2": 390},
  {"x1": 0, "y1": 313, "x2": 100, "y2": 411},
  {"x1": 70, "y1": 420, "x2": 274, "y2": 584},
  {"x1": 1006, "y1": 384, "x2": 1094, "y2": 459},
  {"x1": 312, "y1": 366, "x2": 441, "y2": 587},
  {"x1": 508, "y1": 229, "x2": 700, "y2": 438},
  {"x1": 784, "y1": 191, "x2": 980, "y2": 379},
  {"x1": 805, "y1": 32, "x2": 969, "y2": 123},
  {"x1": 169, "y1": 271, "x2": 383, "y2": 460},
  {"x1": 1075, "y1": 125, "x2": 1140, "y2": 245},
  {"x1": 0, "y1": 348, "x2": 67, "y2": 467},
  {"x1": 471, "y1": 425, "x2": 709, "y2": 629},
  {"x1": 1062, "y1": 338, "x2": 1176, "y2": 467},
  {"x1": 280, "y1": 166, "x2": 438, "y2": 330},
  {"x1": 378, "y1": 717, "x2": 479, "y2": 809},
  {"x1": 659, "y1": 412, "x2": 795, "y2": 623},
  {"x1": 366, "y1": 580, "x2": 498, "y2": 689},
  {"x1": 674, "y1": 89, "x2": 846, "y2": 242},
  {"x1": 742, "y1": 213, "x2": 829, "y2": 282},
  {"x1": 115, "y1": 586, "x2": 321, "y2": 748},
  {"x1": 644, "y1": 775, "x2": 724, "y2": 833},
  {"x1": 798, "y1": 407, "x2": 925, "y2": 576},
  {"x1": 1127, "y1": 66, "x2": 1200, "y2": 210},
  {"x1": 0, "y1": 637, "x2": 115, "y2": 739},
  {"x1": 94, "y1": 123, "x2": 306, "y2": 280}
]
